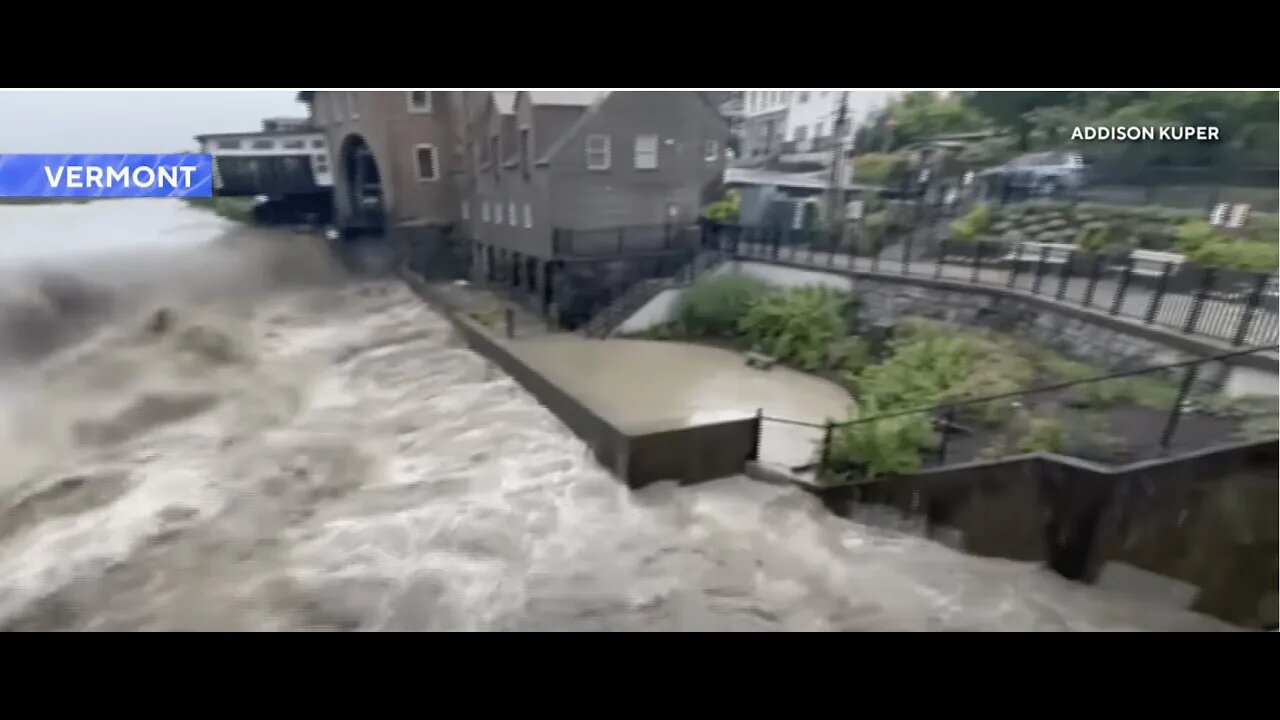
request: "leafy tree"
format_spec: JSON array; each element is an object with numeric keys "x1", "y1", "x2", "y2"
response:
[{"x1": 883, "y1": 92, "x2": 988, "y2": 149}]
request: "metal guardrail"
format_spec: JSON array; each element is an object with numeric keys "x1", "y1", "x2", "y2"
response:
[
  {"x1": 551, "y1": 223, "x2": 701, "y2": 257},
  {"x1": 756, "y1": 345, "x2": 1277, "y2": 481},
  {"x1": 705, "y1": 215, "x2": 1279, "y2": 348}
]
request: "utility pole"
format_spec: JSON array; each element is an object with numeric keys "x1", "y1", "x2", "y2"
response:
[{"x1": 826, "y1": 91, "x2": 851, "y2": 242}]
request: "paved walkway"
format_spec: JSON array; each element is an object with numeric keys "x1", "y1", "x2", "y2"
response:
[{"x1": 731, "y1": 241, "x2": 1279, "y2": 350}]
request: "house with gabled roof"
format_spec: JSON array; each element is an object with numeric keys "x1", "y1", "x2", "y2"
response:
[{"x1": 457, "y1": 90, "x2": 730, "y2": 326}]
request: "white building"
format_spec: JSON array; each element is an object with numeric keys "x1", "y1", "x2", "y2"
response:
[{"x1": 741, "y1": 90, "x2": 893, "y2": 160}]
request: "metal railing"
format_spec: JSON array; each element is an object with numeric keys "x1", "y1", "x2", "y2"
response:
[
  {"x1": 551, "y1": 223, "x2": 701, "y2": 257},
  {"x1": 705, "y1": 213, "x2": 1279, "y2": 348},
  {"x1": 756, "y1": 345, "x2": 1277, "y2": 482}
]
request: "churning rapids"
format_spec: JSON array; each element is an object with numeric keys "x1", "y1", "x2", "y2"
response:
[{"x1": 0, "y1": 201, "x2": 1236, "y2": 631}]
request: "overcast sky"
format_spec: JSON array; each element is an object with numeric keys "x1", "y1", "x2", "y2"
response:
[{"x1": 0, "y1": 91, "x2": 304, "y2": 153}]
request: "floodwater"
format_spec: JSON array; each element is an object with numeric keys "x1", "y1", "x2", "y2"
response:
[
  {"x1": 515, "y1": 338, "x2": 850, "y2": 468},
  {"x1": 0, "y1": 200, "x2": 1241, "y2": 631}
]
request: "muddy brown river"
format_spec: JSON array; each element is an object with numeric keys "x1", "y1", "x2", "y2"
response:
[{"x1": 0, "y1": 200, "x2": 1238, "y2": 630}]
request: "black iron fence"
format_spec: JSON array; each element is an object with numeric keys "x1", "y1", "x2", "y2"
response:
[
  {"x1": 551, "y1": 223, "x2": 701, "y2": 257},
  {"x1": 756, "y1": 345, "x2": 1277, "y2": 483},
  {"x1": 705, "y1": 215, "x2": 1279, "y2": 348}
]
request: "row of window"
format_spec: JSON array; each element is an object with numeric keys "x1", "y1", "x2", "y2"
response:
[
  {"x1": 746, "y1": 90, "x2": 829, "y2": 113},
  {"x1": 583, "y1": 134, "x2": 719, "y2": 171},
  {"x1": 314, "y1": 91, "x2": 433, "y2": 124},
  {"x1": 214, "y1": 137, "x2": 325, "y2": 151},
  {"x1": 466, "y1": 200, "x2": 534, "y2": 229}
]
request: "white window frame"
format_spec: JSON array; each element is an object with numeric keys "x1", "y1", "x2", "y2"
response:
[
  {"x1": 523, "y1": 202, "x2": 533, "y2": 229},
  {"x1": 585, "y1": 134, "x2": 611, "y2": 170},
  {"x1": 407, "y1": 91, "x2": 433, "y2": 114},
  {"x1": 413, "y1": 143, "x2": 439, "y2": 182},
  {"x1": 634, "y1": 134, "x2": 659, "y2": 170},
  {"x1": 508, "y1": 201, "x2": 517, "y2": 227},
  {"x1": 703, "y1": 140, "x2": 719, "y2": 162},
  {"x1": 481, "y1": 201, "x2": 490, "y2": 222}
]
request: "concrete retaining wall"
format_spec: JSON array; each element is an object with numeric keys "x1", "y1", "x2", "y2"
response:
[
  {"x1": 399, "y1": 270, "x2": 760, "y2": 488},
  {"x1": 798, "y1": 439, "x2": 1278, "y2": 629}
]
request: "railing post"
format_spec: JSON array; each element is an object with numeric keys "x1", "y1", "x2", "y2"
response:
[
  {"x1": 505, "y1": 307, "x2": 515, "y2": 339},
  {"x1": 1083, "y1": 254, "x2": 1104, "y2": 307},
  {"x1": 871, "y1": 236, "x2": 882, "y2": 273},
  {"x1": 1109, "y1": 256, "x2": 1134, "y2": 316},
  {"x1": 1144, "y1": 261, "x2": 1175, "y2": 325},
  {"x1": 935, "y1": 407, "x2": 956, "y2": 463},
  {"x1": 1054, "y1": 251, "x2": 1074, "y2": 301},
  {"x1": 751, "y1": 408, "x2": 763, "y2": 462},
  {"x1": 1031, "y1": 244, "x2": 1049, "y2": 295},
  {"x1": 826, "y1": 230, "x2": 836, "y2": 268},
  {"x1": 970, "y1": 241, "x2": 982, "y2": 284},
  {"x1": 1159, "y1": 363, "x2": 1199, "y2": 453},
  {"x1": 933, "y1": 239, "x2": 946, "y2": 279},
  {"x1": 819, "y1": 420, "x2": 835, "y2": 477},
  {"x1": 901, "y1": 231, "x2": 913, "y2": 276},
  {"x1": 1231, "y1": 272, "x2": 1270, "y2": 346},
  {"x1": 1006, "y1": 244, "x2": 1021, "y2": 289},
  {"x1": 1183, "y1": 266, "x2": 1215, "y2": 334}
]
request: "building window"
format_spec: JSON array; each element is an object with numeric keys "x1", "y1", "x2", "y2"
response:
[
  {"x1": 634, "y1": 134, "x2": 658, "y2": 170},
  {"x1": 407, "y1": 91, "x2": 433, "y2": 113},
  {"x1": 461, "y1": 201, "x2": 470, "y2": 220},
  {"x1": 523, "y1": 202, "x2": 532, "y2": 229},
  {"x1": 311, "y1": 139, "x2": 325, "y2": 149},
  {"x1": 519, "y1": 127, "x2": 531, "y2": 178},
  {"x1": 282, "y1": 139, "x2": 305, "y2": 150},
  {"x1": 793, "y1": 125, "x2": 808, "y2": 142},
  {"x1": 586, "y1": 134, "x2": 611, "y2": 170},
  {"x1": 703, "y1": 140, "x2": 719, "y2": 162},
  {"x1": 216, "y1": 139, "x2": 241, "y2": 150},
  {"x1": 481, "y1": 201, "x2": 490, "y2": 222},
  {"x1": 348, "y1": 92, "x2": 359, "y2": 120},
  {"x1": 251, "y1": 139, "x2": 274, "y2": 150},
  {"x1": 508, "y1": 201, "x2": 517, "y2": 227},
  {"x1": 815, "y1": 121, "x2": 825, "y2": 138},
  {"x1": 414, "y1": 144, "x2": 439, "y2": 181}
]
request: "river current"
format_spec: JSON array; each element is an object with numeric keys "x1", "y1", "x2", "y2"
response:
[{"x1": 0, "y1": 200, "x2": 1237, "y2": 631}]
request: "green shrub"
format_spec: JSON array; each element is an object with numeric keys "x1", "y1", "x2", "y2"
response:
[
  {"x1": 852, "y1": 153, "x2": 905, "y2": 184},
  {"x1": 1175, "y1": 220, "x2": 1279, "y2": 272},
  {"x1": 950, "y1": 203, "x2": 992, "y2": 242},
  {"x1": 826, "y1": 397, "x2": 938, "y2": 479},
  {"x1": 739, "y1": 285, "x2": 848, "y2": 371},
  {"x1": 1018, "y1": 417, "x2": 1065, "y2": 454},
  {"x1": 705, "y1": 189, "x2": 741, "y2": 223},
  {"x1": 678, "y1": 275, "x2": 770, "y2": 338},
  {"x1": 827, "y1": 336, "x2": 871, "y2": 375}
]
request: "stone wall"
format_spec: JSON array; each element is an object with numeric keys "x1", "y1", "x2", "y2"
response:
[{"x1": 725, "y1": 260, "x2": 1278, "y2": 393}]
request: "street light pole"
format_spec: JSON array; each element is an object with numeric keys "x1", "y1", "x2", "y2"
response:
[{"x1": 826, "y1": 91, "x2": 851, "y2": 240}]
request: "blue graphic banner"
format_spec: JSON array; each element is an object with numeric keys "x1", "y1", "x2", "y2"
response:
[{"x1": 0, "y1": 154, "x2": 214, "y2": 198}]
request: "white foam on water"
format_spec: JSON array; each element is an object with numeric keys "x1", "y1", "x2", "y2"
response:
[{"x1": 0, "y1": 202, "x2": 1245, "y2": 631}]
